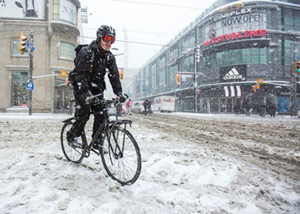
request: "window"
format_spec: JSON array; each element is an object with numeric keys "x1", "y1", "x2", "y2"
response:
[
  {"x1": 242, "y1": 48, "x2": 251, "y2": 64},
  {"x1": 169, "y1": 65, "x2": 177, "y2": 85},
  {"x1": 203, "y1": 46, "x2": 270, "y2": 70},
  {"x1": 182, "y1": 32, "x2": 195, "y2": 50},
  {"x1": 169, "y1": 45, "x2": 178, "y2": 62},
  {"x1": 158, "y1": 57, "x2": 166, "y2": 87},
  {"x1": 59, "y1": 42, "x2": 75, "y2": 60},
  {"x1": 182, "y1": 55, "x2": 194, "y2": 73},
  {"x1": 284, "y1": 9, "x2": 300, "y2": 31},
  {"x1": 11, "y1": 72, "x2": 28, "y2": 106},
  {"x1": 145, "y1": 66, "x2": 150, "y2": 92},
  {"x1": 284, "y1": 39, "x2": 300, "y2": 65},
  {"x1": 151, "y1": 63, "x2": 157, "y2": 90},
  {"x1": 12, "y1": 40, "x2": 29, "y2": 56}
]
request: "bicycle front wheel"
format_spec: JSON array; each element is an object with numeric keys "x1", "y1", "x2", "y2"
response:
[
  {"x1": 61, "y1": 122, "x2": 85, "y2": 164},
  {"x1": 100, "y1": 126, "x2": 141, "y2": 186}
]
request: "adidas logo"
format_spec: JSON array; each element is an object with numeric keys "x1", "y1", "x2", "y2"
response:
[{"x1": 223, "y1": 67, "x2": 245, "y2": 80}]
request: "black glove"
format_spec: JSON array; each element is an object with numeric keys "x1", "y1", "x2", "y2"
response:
[
  {"x1": 86, "y1": 91, "x2": 93, "y2": 104},
  {"x1": 117, "y1": 93, "x2": 126, "y2": 103}
]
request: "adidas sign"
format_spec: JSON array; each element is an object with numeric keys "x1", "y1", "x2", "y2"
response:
[{"x1": 223, "y1": 67, "x2": 245, "y2": 80}]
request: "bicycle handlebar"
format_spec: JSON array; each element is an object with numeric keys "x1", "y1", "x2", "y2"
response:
[{"x1": 85, "y1": 93, "x2": 129, "y2": 106}]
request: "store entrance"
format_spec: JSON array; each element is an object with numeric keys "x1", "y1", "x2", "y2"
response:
[
  {"x1": 11, "y1": 72, "x2": 28, "y2": 107},
  {"x1": 220, "y1": 98, "x2": 233, "y2": 113}
]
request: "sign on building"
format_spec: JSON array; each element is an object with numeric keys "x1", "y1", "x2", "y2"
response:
[{"x1": 220, "y1": 65, "x2": 247, "y2": 82}]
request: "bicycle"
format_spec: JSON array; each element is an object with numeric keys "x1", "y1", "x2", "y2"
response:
[{"x1": 60, "y1": 94, "x2": 142, "y2": 186}]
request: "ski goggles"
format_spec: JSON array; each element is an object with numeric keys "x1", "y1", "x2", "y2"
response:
[{"x1": 102, "y1": 35, "x2": 115, "y2": 44}]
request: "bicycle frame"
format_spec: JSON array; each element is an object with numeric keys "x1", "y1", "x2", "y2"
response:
[{"x1": 79, "y1": 102, "x2": 130, "y2": 159}]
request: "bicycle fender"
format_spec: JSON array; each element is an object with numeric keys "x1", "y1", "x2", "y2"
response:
[{"x1": 62, "y1": 117, "x2": 75, "y2": 123}]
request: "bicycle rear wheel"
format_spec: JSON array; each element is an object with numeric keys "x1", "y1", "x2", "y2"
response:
[
  {"x1": 61, "y1": 122, "x2": 85, "y2": 164},
  {"x1": 100, "y1": 126, "x2": 141, "y2": 185}
]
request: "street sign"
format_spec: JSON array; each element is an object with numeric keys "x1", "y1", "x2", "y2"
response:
[
  {"x1": 26, "y1": 82, "x2": 34, "y2": 90},
  {"x1": 27, "y1": 41, "x2": 35, "y2": 51},
  {"x1": 142, "y1": 86, "x2": 149, "y2": 91}
]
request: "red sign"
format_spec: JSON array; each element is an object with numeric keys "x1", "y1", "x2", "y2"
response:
[{"x1": 204, "y1": 29, "x2": 267, "y2": 47}]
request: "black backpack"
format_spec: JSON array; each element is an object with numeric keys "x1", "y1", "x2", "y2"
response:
[{"x1": 68, "y1": 44, "x2": 94, "y2": 86}]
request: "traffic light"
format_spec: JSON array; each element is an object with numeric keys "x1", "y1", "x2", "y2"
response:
[
  {"x1": 176, "y1": 74, "x2": 181, "y2": 84},
  {"x1": 119, "y1": 70, "x2": 124, "y2": 80},
  {"x1": 18, "y1": 33, "x2": 27, "y2": 54},
  {"x1": 252, "y1": 85, "x2": 260, "y2": 92},
  {"x1": 296, "y1": 61, "x2": 300, "y2": 74},
  {"x1": 65, "y1": 78, "x2": 69, "y2": 87},
  {"x1": 256, "y1": 78, "x2": 263, "y2": 85},
  {"x1": 195, "y1": 45, "x2": 200, "y2": 63},
  {"x1": 61, "y1": 70, "x2": 68, "y2": 77}
]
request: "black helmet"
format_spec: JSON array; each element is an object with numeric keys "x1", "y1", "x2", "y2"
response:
[{"x1": 96, "y1": 25, "x2": 116, "y2": 43}]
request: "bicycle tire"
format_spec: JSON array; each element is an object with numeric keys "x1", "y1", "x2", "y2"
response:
[
  {"x1": 61, "y1": 122, "x2": 85, "y2": 164},
  {"x1": 100, "y1": 126, "x2": 142, "y2": 185}
]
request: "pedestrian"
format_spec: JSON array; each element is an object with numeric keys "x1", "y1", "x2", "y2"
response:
[
  {"x1": 242, "y1": 96, "x2": 251, "y2": 116},
  {"x1": 147, "y1": 99, "x2": 152, "y2": 115},
  {"x1": 67, "y1": 25, "x2": 126, "y2": 148},
  {"x1": 143, "y1": 99, "x2": 149, "y2": 115},
  {"x1": 258, "y1": 102, "x2": 266, "y2": 117},
  {"x1": 234, "y1": 100, "x2": 241, "y2": 115},
  {"x1": 269, "y1": 103, "x2": 277, "y2": 117},
  {"x1": 126, "y1": 99, "x2": 131, "y2": 115}
]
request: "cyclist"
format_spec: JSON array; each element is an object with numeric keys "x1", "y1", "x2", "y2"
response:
[{"x1": 67, "y1": 25, "x2": 126, "y2": 147}]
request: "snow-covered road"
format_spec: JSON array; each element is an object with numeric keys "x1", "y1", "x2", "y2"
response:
[{"x1": 0, "y1": 113, "x2": 299, "y2": 214}]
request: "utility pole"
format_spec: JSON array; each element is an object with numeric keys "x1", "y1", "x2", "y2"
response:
[
  {"x1": 290, "y1": 42, "x2": 298, "y2": 116},
  {"x1": 194, "y1": 45, "x2": 200, "y2": 113},
  {"x1": 29, "y1": 30, "x2": 34, "y2": 115}
]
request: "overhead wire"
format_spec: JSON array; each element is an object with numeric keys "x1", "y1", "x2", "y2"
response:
[
  {"x1": 80, "y1": 36, "x2": 166, "y2": 46},
  {"x1": 110, "y1": 0, "x2": 206, "y2": 10}
]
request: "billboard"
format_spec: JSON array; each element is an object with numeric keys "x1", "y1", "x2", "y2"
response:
[
  {"x1": 0, "y1": 0, "x2": 45, "y2": 19},
  {"x1": 205, "y1": 4, "x2": 267, "y2": 42}
]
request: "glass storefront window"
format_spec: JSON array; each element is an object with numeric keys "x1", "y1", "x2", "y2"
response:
[
  {"x1": 11, "y1": 72, "x2": 28, "y2": 106},
  {"x1": 210, "y1": 98, "x2": 219, "y2": 112},
  {"x1": 54, "y1": 76, "x2": 73, "y2": 113}
]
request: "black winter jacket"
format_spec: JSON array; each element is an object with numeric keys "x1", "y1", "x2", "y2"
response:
[{"x1": 73, "y1": 40, "x2": 122, "y2": 96}]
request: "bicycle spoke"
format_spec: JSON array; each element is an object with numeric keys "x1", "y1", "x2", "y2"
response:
[
  {"x1": 61, "y1": 122, "x2": 85, "y2": 164},
  {"x1": 100, "y1": 126, "x2": 141, "y2": 185}
]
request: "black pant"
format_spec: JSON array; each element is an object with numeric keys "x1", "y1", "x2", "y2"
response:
[{"x1": 68, "y1": 90, "x2": 104, "y2": 138}]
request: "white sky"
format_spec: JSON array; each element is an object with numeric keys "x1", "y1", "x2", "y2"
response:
[{"x1": 79, "y1": 0, "x2": 216, "y2": 70}]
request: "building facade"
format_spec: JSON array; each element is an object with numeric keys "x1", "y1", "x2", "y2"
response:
[
  {"x1": 0, "y1": 0, "x2": 81, "y2": 113},
  {"x1": 133, "y1": 0, "x2": 300, "y2": 114}
]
